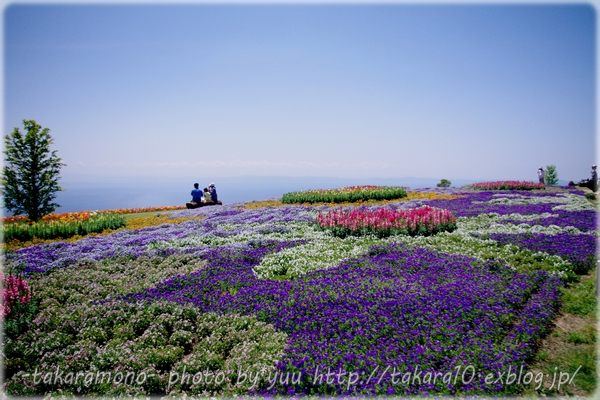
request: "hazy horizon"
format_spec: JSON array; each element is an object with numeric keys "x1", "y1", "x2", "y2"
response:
[{"x1": 2, "y1": 173, "x2": 572, "y2": 216}]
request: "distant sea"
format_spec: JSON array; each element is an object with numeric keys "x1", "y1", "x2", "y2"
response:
[{"x1": 1, "y1": 174, "x2": 518, "y2": 215}]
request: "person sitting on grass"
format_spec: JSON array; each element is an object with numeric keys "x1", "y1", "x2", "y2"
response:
[
  {"x1": 191, "y1": 183, "x2": 204, "y2": 204},
  {"x1": 209, "y1": 182, "x2": 218, "y2": 202},
  {"x1": 203, "y1": 187, "x2": 213, "y2": 203}
]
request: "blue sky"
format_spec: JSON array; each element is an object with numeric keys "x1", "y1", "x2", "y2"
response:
[{"x1": 3, "y1": 1, "x2": 596, "y2": 183}]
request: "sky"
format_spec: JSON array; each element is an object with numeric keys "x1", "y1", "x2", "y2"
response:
[{"x1": 2, "y1": 0, "x2": 597, "y2": 184}]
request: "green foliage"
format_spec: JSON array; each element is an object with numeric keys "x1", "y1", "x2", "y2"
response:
[
  {"x1": 25, "y1": 255, "x2": 207, "y2": 307},
  {"x1": 281, "y1": 186, "x2": 407, "y2": 204},
  {"x1": 545, "y1": 164, "x2": 559, "y2": 185},
  {"x1": 4, "y1": 301, "x2": 288, "y2": 397},
  {"x1": 436, "y1": 179, "x2": 451, "y2": 187},
  {"x1": 1, "y1": 213, "x2": 127, "y2": 242},
  {"x1": 586, "y1": 192, "x2": 596, "y2": 200},
  {"x1": 3, "y1": 298, "x2": 40, "y2": 340},
  {"x1": 2, "y1": 120, "x2": 66, "y2": 221},
  {"x1": 560, "y1": 273, "x2": 597, "y2": 316},
  {"x1": 567, "y1": 330, "x2": 595, "y2": 344},
  {"x1": 527, "y1": 270, "x2": 597, "y2": 397}
]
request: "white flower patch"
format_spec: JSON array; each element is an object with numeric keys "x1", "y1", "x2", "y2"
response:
[
  {"x1": 458, "y1": 220, "x2": 583, "y2": 236},
  {"x1": 479, "y1": 223, "x2": 582, "y2": 236},
  {"x1": 475, "y1": 193, "x2": 594, "y2": 211},
  {"x1": 254, "y1": 233, "x2": 386, "y2": 280},
  {"x1": 456, "y1": 213, "x2": 554, "y2": 232},
  {"x1": 474, "y1": 193, "x2": 571, "y2": 205},
  {"x1": 551, "y1": 194, "x2": 596, "y2": 211},
  {"x1": 456, "y1": 208, "x2": 595, "y2": 236}
]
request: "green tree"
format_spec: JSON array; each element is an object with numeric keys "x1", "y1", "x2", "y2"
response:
[
  {"x1": 544, "y1": 164, "x2": 559, "y2": 185},
  {"x1": 437, "y1": 179, "x2": 451, "y2": 188},
  {"x1": 2, "y1": 120, "x2": 66, "y2": 221}
]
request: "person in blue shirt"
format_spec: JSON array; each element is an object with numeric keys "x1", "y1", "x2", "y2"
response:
[
  {"x1": 209, "y1": 182, "x2": 218, "y2": 202},
  {"x1": 191, "y1": 183, "x2": 204, "y2": 204}
]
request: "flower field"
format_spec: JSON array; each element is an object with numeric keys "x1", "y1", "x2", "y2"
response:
[
  {"x1": 470, "y1": 181, "x2": 546, "y2": 190},
  {"x1": 0, "y1": 206, "x2": 187, "y2": 224},
  {"x1": 1, "y1": 213, "x2": 127, "y2": 243},
  {"x1": 316, "y1": 206, "x2": 457, "y2": 238},
  {"x1": 1, "y1": 185, "x2": 596, "y2": 396},
  {"x1": 281, "y1": 185, "x2": 408, "y2": 204}
]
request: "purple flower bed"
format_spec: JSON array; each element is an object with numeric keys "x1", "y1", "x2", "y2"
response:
[
  {"x1": 5, "y1": 221, "x2": 207, "y2": 274},
  {"x1": 121, "y1": 240, "x2": 306, "y2": 310},
  {"x1": 488, "y1": 232, "x2": 597, "y2": 274},
  {"x1": 427, "y1": 191, "x2": 571, "y2": 217},
  {"x1": 5, "y1": 206, "x2": 315, "y2": 275},
  {"x1": 125, "y1": 242, "x2": 561, "y2": 396},
  {"x1": 493, "y1": 210, "x2": 596, "y2": 232}
]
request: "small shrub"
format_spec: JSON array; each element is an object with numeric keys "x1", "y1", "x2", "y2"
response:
[
  {"x1": 545, "y1": 164, "x2": 559, "y2": 185},
  {"x1": 437, "y1": 179, "x2": 451, "y2": 187}
]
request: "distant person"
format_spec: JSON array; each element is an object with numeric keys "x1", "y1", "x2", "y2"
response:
[
  {"x1": 591, "y1": 165, "x2": 598, "y2": 191},
  {"x1": 203, "y1": 187, "x2": 212, "y2": 202},
  {"x1": 191, "y1": 183, "x2": 203, "y2": 204},
  {"x1": 209, "y1": 182, "x2": 218, "y2": 202},
  {"x1": 537, "y1": 167, "x2": 545, "y2": 184}
]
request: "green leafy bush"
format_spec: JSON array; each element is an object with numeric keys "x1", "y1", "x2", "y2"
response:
[
  {"x1": 1, "y1": 213, "x2": 127, "y2": 242},
  {"x1": 281, "y1": 185, "x2": 407, "y2": 204},
  {"x1": 545, "y1": 164, "x2": 559, "y2": 185},
  {"x1": 437, "y1": 179, "x2": 451, "y2": 187}
]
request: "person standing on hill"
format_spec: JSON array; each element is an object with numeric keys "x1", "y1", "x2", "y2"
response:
[
  {"x1": 591, "y1": 165, "x2": 598, "y2": 192},
  {"x1": 209, "y1": 182, "x2": 218, "y2": 202},
  {"x1": 191, "y1": 183, "x2": 204, "y2": 204},
  {"x1": 537, "y1": 167, "x2": 545, "y2": 184}
]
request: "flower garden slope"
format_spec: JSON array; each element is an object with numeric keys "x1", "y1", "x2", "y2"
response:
[
  {"x1": 126, "y1": 242, "x2": 561, "y2": 396},
  {"x1": 4, "y1": 252, "x2": 291, "y2": 397},
  {"x1": 2, "y1": 187, "x2": 595, "y2": 397},
  {"x1": 6, "y1": 190, "x2": 593, "y2": 282}
]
